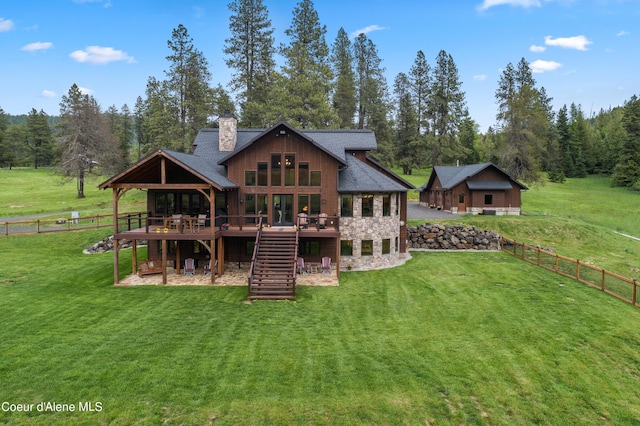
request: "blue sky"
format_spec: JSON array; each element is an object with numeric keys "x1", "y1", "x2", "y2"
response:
[{"x1": 1, "y1": 0, "x2": 638, "y2": 132}]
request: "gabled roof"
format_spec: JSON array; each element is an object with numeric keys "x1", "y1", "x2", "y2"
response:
[
  {"x1": 99, "y1": 149, "x2": 238, "y2": 190},
  {"x1": 192, "y1": 121, "x2": 377, "y2": 163},
  {"x1": 338, "y1": 156, "x2": 411, "y2": 192},
  {"x1": 420, "y1": 163, "x2": 528, "y2": 191}
]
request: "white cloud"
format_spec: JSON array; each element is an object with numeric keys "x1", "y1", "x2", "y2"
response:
[
  {"x1": 69, "y1": 46, "x2": 135, "y2": 64},
  {"x1": 530, "y1": 59, "x2": 561, "y2": 73},
  {"x1": 529, "y1": 44, "x2": 546, "y2": 53},
  {"x1": 78, "y1": 87, "x2": 95, "y2": 96},
  {"x1": 350, "y1": 25, "x2": 387, "y2": 39},
  {"x1": 544, "y1": 35, "x2": 592, "y2": 51},
  {"x1": 473, "y1": 74, "x2": 487, "y2": 81},
  {"x1": 41, "y1": 90, "x2": 57, "y2": 98},
  {"x1": 0, "y1": 17, "x2": 15, "y2": 32},
  {"x1": 22, "y1": 42, "x2": 53, "y2": 52},
  {"x1": 477, "y1": 0, "x2": 541, "y2": 12},
  {"x1": 616, "y1": 30, "x2": 630, "y2": 37}
]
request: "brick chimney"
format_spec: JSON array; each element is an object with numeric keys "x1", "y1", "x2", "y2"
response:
[{"x1": 218, "y1": 112, "x2": 237, "y2": 152}]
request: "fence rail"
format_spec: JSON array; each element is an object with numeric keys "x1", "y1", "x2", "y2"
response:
[
  {"x1": 501, "y1": 236, "x2": 638, "y2": 307},
  {"x1": 1, "y1": 212, "x2": 146, "y2": 236}
]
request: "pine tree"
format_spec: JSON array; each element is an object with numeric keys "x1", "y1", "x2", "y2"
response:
[
  {"x1": 611, "y1": 95, "x2": 640, "y2": 189},
  {"x1": 495, "y1": 57, "x2": 549, "y2": 183},
  {"x1": 568, "y1": 103, "x2": 588, "y2": 177},
  {"x1": 280, "y1": 0, "x2": 336, "y2": 128},
  {"x1": 393, "y1": 72, "x2": 421, "y2": 174},
  {"x1": 58, "y1": 84, "x2": 121, "y2": 198},
  {"x1": 165, "y1": 24, "x2": 213, "y2": 149},
  {"x1": 224, "y1": 0, "x2": 275, "y2": 127},
  {"x1": 428, "y1": 50, "x2": 467, "y2": 165},
  {"x1": 330, "y1": 27, "x2": 356, "y2": 129},
  {"x1": 25, "y1": 108, "x2": 53, "y2": 169},
  {"x1": 409, "y1": 50, "x2": 431, "y2": 135}
]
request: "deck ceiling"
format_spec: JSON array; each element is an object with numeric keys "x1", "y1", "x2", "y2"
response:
[{"x1": 109, "y1": 155, "x2": 209, "y2": 186}]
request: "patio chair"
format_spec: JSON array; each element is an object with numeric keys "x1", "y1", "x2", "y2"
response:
[
  {"x1": 204, "y1": 259, "x2": 218, "y2": 276},
  {"x1": 318, "y1": 213, "x2": 328, "y2": 229},
  {"x1": 184, "y1": 258, "x2": 195, "y2": 276},
  {"x1": 297, "y1": 257, "x2": 308, "y2": 275},
  {"x1": 171, "y1": 214, "x2": 183, "y2": 231},
  {"x1": 194, "y1": 214, "x2": 207, "y2": 233},
  {"x1": 297, "y1": 212, "x2": 308, "y2": 229},
  {"x1": 321, "y1": 257, "x2": 331, "y2": 274}
]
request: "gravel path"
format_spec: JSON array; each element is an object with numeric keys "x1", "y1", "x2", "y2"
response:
[{"x1": 406, "y1": 202, "x2": 454, "y2": 220}]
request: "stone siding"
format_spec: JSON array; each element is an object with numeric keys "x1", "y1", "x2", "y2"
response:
[{"x1": 339, "y1": 193, "x2": 408, "y2": 271}]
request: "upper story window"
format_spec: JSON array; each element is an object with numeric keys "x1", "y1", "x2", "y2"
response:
[
  {"x1": 298, "y1": 163, "x2": 309, "y2": 186},
  {"x1": 362, "y1": 194, "x2": 374, "y2": 217},
  {"x1": 271, "y1": 154, "x2": 281, "y2": 186},
  {"x1": 310, "y1": 171, "x2": 321, "y2": 186},
  {"x1": 285, "y1": 154, "x2": 295, "y2": 186},
  {"x1": 257, "y1": 163, "x2": 268, "y2": 186},
  {"x1": 340, "y1": 194, "x2": 353, "y2": 217},
  {"x1": 382, "y1": 194, "x2": 391, "y2": 216},
  {"x1": 245, "y1": 170, "x2": 256, "y2": 186}
]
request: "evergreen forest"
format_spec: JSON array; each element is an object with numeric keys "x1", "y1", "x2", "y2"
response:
[{"x1": 1, "y1": 0, "x2": 639, "y2": 194}]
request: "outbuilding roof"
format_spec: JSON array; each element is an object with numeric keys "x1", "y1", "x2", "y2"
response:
[{"x1": 420, "y1": 163, "x2": 528, "y2": 191}]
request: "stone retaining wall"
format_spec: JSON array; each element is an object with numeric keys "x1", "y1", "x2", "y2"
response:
[{"x1": 407, "y1": 223, "x2": 500, "y2": 250}]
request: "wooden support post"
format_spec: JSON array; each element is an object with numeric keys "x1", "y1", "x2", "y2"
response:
[
  {"x1": 335, "y1": 236, "x2": 340, "y2": 278},
  {"x1": 113, "y1": 188, "x2": 119, "y2": 285},
  {"x1": 162, "y1": 240, "x2": 168, "y2": 285},
  {"x1": 211, "y1": 239, "x2": 215, "y2": 284},
  {"x1": 176, "y1": 241, "x2": 181, "y2": 274},
  {"x1": 132, "y1": 240, "x2": 137, "y2": 276},
  {"x1": 217, "y1": 237, "x2": 225, "y2": 276}
]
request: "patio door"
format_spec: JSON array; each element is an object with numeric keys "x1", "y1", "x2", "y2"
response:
[{"x1": 273, "y1": 194, "x2": 293, "y2": 225}]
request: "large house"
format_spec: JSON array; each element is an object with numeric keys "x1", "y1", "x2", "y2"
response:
[
  {"x1": 100, "y1": 115, "x2": 414, "y2": 299},
  {"x1": 418, "y1": 163, "x2": 527, "y2": 215}
]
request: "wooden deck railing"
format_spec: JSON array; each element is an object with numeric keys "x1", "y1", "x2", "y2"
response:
[
  {"x1": 501, "y1": 236, "x2": 639, "y2": 307},
  {"x1": 1, "y1": 212, "x2": 145, "y2": 236},
  {"x1": 247, "y1": 216, "x2": 264, "y2": 295}
]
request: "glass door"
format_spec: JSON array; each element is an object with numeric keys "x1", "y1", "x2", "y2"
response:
[{"x1": 273, "y1": 194, "x2": 294, "y2": 225}]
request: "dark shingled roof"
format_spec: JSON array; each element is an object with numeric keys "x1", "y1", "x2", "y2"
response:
[
  {"x1": 420, "y1": 163, "x2": 527, "y2": 191},
  {"x1": 162, "y1": 149, "x2": 238, "y2": 189},
  {"x1": 338, "y1": 156, "x2": 410, "y2": 192}
]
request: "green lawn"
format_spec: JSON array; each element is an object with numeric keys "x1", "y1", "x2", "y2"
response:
[
  {"x1": 0, "y1": 168, "x2": 145, "y2": 218},
  {"x1": 1, "y1": 230, "x2": 639, "y2": 425}
]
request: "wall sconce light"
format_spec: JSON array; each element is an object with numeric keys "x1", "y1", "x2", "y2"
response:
[{"x1": 322, "y1": 199, "x2": 326, "y2": 204}]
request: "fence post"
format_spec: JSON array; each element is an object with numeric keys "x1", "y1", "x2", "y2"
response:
[
  {"x1": 555, "y1": 254, "x2": 559, "y2": 273},
  {"x1": 4, "y1": 222, "x2": 8, "y2": 236},
  {"x1": 601, "y1": 269, "x2": 606, "y2": 291},
  {"x1": 633, "y1": 278, "x2": 637, "y2": 306},
  {"x1": 37, "y1": 219, "x2": 40, "y2": 233},
  {"x1": 537, "y1": 247, "x2": 541, "y2": 265},
  {"x1": 576, "y1": 259, "x2": 580, "y2": 281}
]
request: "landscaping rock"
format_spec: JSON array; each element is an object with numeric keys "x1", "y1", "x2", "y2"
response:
[{"x1": 407, "y1": 223, "x2": 501, "y2": 250}]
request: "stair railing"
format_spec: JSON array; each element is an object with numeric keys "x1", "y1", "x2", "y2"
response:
[{"x1": 247, "y1": 216, "x2": 263, "y2": 297}]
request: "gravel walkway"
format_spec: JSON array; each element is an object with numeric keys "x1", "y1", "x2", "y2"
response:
[{"x1": 406, "y1": 202, "x2": 455, "y2": 220}]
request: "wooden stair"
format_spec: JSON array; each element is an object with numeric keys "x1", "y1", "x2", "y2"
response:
[{"x1": 248, "y1": 229, "x2": 298, "y2": 300}]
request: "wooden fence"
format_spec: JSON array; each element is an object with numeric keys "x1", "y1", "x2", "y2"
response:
[
  {"x1": 501, "y1": 236, "x2": 638, "y2": 307},
  {"x1": 1, "y1": 212, "x2": 145, "y2": 236}
]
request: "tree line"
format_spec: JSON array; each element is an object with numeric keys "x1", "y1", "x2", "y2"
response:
[{"x1": 1, "y1": 0, "x2": 639, "y2": 196}]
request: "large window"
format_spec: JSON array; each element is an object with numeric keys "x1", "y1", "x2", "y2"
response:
[
  {"x1": 245, "y1": 194, "x2": 256, "y2": 223},
  {"x1": 285, "y1": 154, "x2": 295, "y2": 186},
  {"x1": 245, "y1": 170, "x2": 256, "y2": 186},
  {"x1": 271, "y1": 154, "x2": 281, "y2": 186},
  {"x1": 340, "y1": 240, "x2": 353, "y2": 256},
  {"x1": 382, "y1": 194, "x2": 391, "y2": 216},
  {"x1": 340, "y1": 194, "x2": 353, "y2": 217},
  {"x1": 298, "y1": 163, "x2": 309, "y2": 186},
  {"x1": 382, "y1": 238, "x2": 391, "y2": 254},
  {"x1": 310, "y1": 171, "x2": 321, "y2": 186},
  {"x1": 299, "y1": 240, "x2": 320, "y2": 255},
  {"x1": 362, "y1": 194, "x2": 374, "y2": 217},
  {"x1": 361, "y1": 240, "x2": 373, "y2": 256},
  {"x1": 257, "y1": 163, "x2": 268, "y2": 186}
]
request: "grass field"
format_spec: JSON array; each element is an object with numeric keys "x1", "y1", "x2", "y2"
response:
[
  {"x1": 1, "y1": 230, "x2": 639, "y2": 425},
  {"x1": 1, "y1": 168, "x2": 640, "y2": 424},
  {"x1": 0, "y1": 168, "x2": 145, "y2": 218}
]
